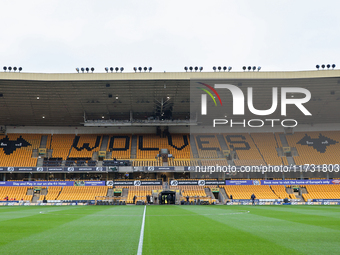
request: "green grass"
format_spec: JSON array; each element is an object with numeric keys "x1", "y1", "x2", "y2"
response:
[{"x1": 0, "y1": 205, "x2": 339, "y2": 254}]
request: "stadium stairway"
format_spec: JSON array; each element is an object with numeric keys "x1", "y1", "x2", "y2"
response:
[
  {"x1": 106, "y1": 188, "x2": 113, "y2": 197},
  {"x1": 92, "y1": 151, "x2": 98, "y2": 161},
  {"x1": 122, "y1": 188, "x2": 129, "y2": 198},
  {"x1": 100, "y1": 135, "x2": 109, "y2": 151},
  {"x1": 217, "y1": 134, "x2": 229, "y2": 150},
  {"x1": 32, "y1": 149, "x2": 38, "y2": 158},
  {"x1": 131, "y1": 135, "x2": 137, "y2": 159},
  {"x1": 37, "y1": 157, "x2": 44, "y2": 167},
  {"x1": 279, "y1": 134, "x2": 289, "y2": 147},
  {"x1": 190, "y1": 135, "x2": 199, "y2": 158},
  {"x1": 41, "y1": 188, "x2": 47, "y2": 195},
  {"x1": 287, "y1": 156, "x2": 296, "y2": 165},
  {"x1": 204, "y1": 188, "x2": 214, "y2": 200},
  {"x1": 227, "y1": 159, "x2": 235, "y2": 166},
  {"x1": 300, "y1": 187, "x2": 308, "y2": 194},
  {"x1": 295, "y1": 194, "x2": 304, "y2": 201},
  {"x1": 40, "y1": 135, "x2": 48, "y2": 148},
  {"x1": 276, "y1": 147, "x2": 284, "y2": 157},
  {"x1": 285, "y1": 187, "x2": 294, "y2": 194},
  {"x1": 27, "y1": 189, "x2": 34, "y2": 196},
  {"x1": 106, "y1": 151, "x2": 112, "y2": 159},
  {"x1": 32, "y1": 193, "x2": 40, "y2": 203},
  {"x1": 219, "y1": 188, "x2": 228, "y2": 203},
  {"x1": 291, "y1": 147, "x2": 299, "y2": 156}
]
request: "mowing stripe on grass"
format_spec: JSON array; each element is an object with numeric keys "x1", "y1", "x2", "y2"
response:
[{"x1": 137, "y1": 205, "x2": 146, "y2": 255}]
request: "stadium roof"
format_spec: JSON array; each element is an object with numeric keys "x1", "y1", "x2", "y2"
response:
[{"x1": 0, "y1": 70, "x2": 339, "y2": 126}]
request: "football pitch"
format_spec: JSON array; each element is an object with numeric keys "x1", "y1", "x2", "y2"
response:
[{"x1": 0, "y1": 205, "x2": 339, "y2": 255}]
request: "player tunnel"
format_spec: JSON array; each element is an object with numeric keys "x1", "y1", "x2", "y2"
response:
[{"x1": 159, "y1": 190, "x2": 176, "y2": 205}]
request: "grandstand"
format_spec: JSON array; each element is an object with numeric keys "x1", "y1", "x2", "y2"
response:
[{"x1": 0, "y1": 70, "x2": 339, "y2": 205}]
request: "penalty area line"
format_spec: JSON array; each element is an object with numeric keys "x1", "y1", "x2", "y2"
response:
[{"x1": 137, "y1": 205, "x2": 146, "y2": 255}]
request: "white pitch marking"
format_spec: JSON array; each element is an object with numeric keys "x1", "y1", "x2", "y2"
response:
[{"x1": 137, "y1": 205, "x2": 146, "y2": 255}]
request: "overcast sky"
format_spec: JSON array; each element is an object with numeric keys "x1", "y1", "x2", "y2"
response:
[{"x1": 1, "y1": 0, "x2": 339, "y2": 73}]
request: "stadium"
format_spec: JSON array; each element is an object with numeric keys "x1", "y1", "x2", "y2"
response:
[{"x1": 0, "y1": 67, "x2": 339, "y2": 254}]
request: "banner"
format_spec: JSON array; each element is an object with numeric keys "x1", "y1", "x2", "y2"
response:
[
  {"x1": 112, "y1": 180, "x2": 162, "y2": 186},
  {"x1": 143, "y1": 166, "x2": 175, "y2": 171},
  {"x1": 261, "y1": 179, "x2": 340, "y2": 185},
  {"x1": 0, "y1": 181, "x2": 105, "y2": 187},
  {"x1": 170, "y1": 180, "x2": 225, "y2": 186},
  {"x1": 225, "y1": 180, "x2": 258, "y2": 185},
  {"x1": 0, "y1": 167, "x2": 107, "y2": 172}
]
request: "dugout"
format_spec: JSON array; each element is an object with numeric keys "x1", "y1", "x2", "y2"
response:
[{"x1": 159, "y1": 190, "x2": 176, "y2": 205}]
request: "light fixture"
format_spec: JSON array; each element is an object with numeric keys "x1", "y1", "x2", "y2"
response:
[
  {"x1": 81, "y1": 67, "x2": 85, "y2": 73},
  {"x1": 144, "y1": 67, "x2": 147, "y2": 72},
  {"x1": 184, "y1": 66, "x2": 188, "y2": 72},
  {"x1": 257, "y1": 66, "x2": 261, "y2": 71},
  {"x1": 13, "y1": 67, "x2": 17, "y2": 72},
  {"x1": 105, "y1": 67, "x2": 108, "y2": 73},
  {"x1": 133, "y1": 67, "x2": 137, "y2": 72},
  {"x1": 116, "y1": 96, "x2": 119, "y2": 100},
  {"x1": 37, "y1": 96, "x2": 40, "y2": 100},
  {"x1": 8, "y1": 66, "x2": 12, "y2": 71},
  {"x1": 252, "y1": 66, "x2": 256, "y2": 71},
  {"x1": 332, "y1": 64, "x2": 336, "y2": 69},
  {"x1": 138, "y1": 67, "x2": 142, "y2": 72},
  {"x1": 189, "y1": 66, "x2": 193, "y2": 72},
  {"x1": 120, "y1": 67, "x2": 124, "y2": 72},
  {"x1": 199, "y1": 67, "x2": 203, "y2": 72},
  {"x1": 194, "y1": 66, "x2": 198, "y2": 72},
  {"x1": 149, "y1": 67, "x2": 152, "y2": 72},
  {"x1": 223, "y1": 66, "x2": 227, "y2": 72},
  {"x1": 91, "y1": 67, "x2": 94, "y2": 72},
  {"x1": 76, "y1": 68, "x2": 79, "y2": 73},
  {"x1": 213, "y1": 66, "x2": 216, "y2": 72},
  {"x1": 218, "y1": 66, "x2": 221, "y2": 71},
  {"x1": 115, "y1": 67, "x2": 119, "y2": 72},
  {"x1": 321, "y1": 64, "x2": 325, "y2": 69},
  {"x1": 18, "y1": 67, "x2": 22, "y2": 72},
  {"x1": 248, "y1": 66, "x2": 251, "y2": 71},
  {"x1": 228, "y1": 66, "x2": 232, "y2": 72},
  {"x1": 3, "y1": 66, "x2": 7, "y2": 71},
  {"x1": 110, "y1": 67, "x2": 114, "y2": 72},
  {"x1": 86, "y1": 67, "x2": 89, "y2": 73},
  {"x1": 242, "y1": 66, "x2": 246, "y2": 71},
  {"x1": 327, "y1": 64, "x2": 330, "y2": 69}
]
